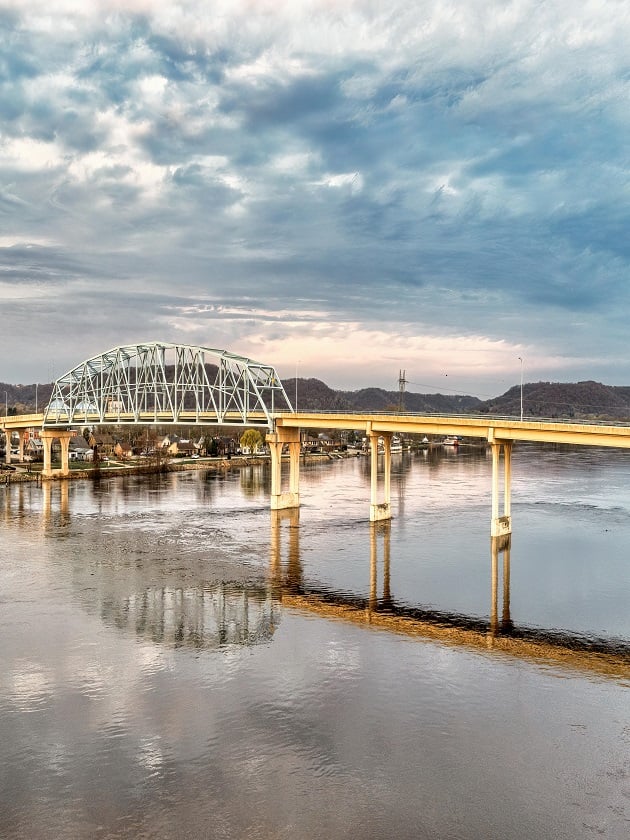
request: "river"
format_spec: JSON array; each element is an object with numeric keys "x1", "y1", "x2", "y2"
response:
[{"x1": 1, "y1": 445, "x2": 629, "y2": 839}]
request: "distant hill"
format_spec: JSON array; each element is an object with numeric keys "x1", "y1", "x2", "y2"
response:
[
  {"x1": 292, "y1": 377, "x2": 630, "y2": 420},
  {"x1": 285, "y1": 378, "x2": 483, "y2": 414},
  {"x1": 0, "y1": 382, "x2": 54, "y2": 415},
  {"x1": 478, "y1": 380, "x2": 630, "y2": 420},
  {"x1": 3, "y1": 376, "x2": 630, "y2": 422}
]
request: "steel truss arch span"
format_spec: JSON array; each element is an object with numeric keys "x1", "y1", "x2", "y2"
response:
[{"x1": 43, "y1": 342, "x2": 293, "y2": 428}]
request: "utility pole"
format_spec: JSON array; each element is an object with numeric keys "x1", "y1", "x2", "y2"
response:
[{"x1": 398, "y1": 369, "x2": 407, "y2": 413}]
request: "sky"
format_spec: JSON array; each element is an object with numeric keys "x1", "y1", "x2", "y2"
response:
[{"x1": 2, "y1": 0, "x2": 630, "y2": 398}]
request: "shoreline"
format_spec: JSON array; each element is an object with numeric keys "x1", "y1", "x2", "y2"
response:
[{"x1": 0, "y1": 452, "x2": 343, "y2": 484}]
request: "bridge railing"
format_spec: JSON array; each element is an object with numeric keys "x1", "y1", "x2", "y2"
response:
[{"x1": 270, "y1": 409, "x2": 630, "y2": 428}]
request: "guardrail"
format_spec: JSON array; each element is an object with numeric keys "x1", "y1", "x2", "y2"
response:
[{"x1": 271, "y1": 410, "x2": 630, "y2": 428}]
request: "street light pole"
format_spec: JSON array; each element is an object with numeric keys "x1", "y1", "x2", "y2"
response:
[
  {"x1": 35, "y1": 383, "x2": 38, "y2": 414},
  {"x1": 518, "y1": 357, "x2": 523, "y2": 421},
  {"x1": 295, "y1": 360, "x2": 300, "y2": 412}
]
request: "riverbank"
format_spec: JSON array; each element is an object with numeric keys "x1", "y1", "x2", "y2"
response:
[{"x1": 0, "y1": 451, "x2": 343, "y2": 484}]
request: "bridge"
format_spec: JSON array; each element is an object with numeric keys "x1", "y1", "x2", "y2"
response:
[{"x1": 4, "y1": 341, "x2": 630, "y2": 537}]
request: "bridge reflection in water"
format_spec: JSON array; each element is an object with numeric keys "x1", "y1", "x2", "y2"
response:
[
  {"x1": 270, "y1": 509, "x2": 630, "y2": 683},
  {"x1": 16, "y1": 484, "x2": 630, "y2": 680}
]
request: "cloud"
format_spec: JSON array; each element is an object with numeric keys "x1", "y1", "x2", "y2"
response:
[{"x1": 1, "y1": 1, "x2": 630, "y2": 394}]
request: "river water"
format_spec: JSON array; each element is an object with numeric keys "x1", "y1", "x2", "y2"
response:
[{"x1": 1, "y1": 445, "x2": 629, "y2": 839}]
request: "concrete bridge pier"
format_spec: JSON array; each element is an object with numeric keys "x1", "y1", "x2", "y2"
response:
[
  {"x1": 489, "y1": 435, "x2": 513, "y2": 538},
  {"x1": 267, "y1": 428, "x2": 301, "y2": 510},
  {"x1": 369, "y1": 430, "x2": 392, "y2": 522},
  {"x1": 40, "y1": 429, "x2": 73, "y2": 478},
  {"x1": 15, "y1": 427, "x2": 31, "y2": 462},
  {"x1": 3, "y1": 426, "x2": 32, "y2": 464}
]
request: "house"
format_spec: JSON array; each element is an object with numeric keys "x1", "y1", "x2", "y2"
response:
[
  {"x1": 69, "y1": 436, "x2": 92, "y2": 461},
  {"x1": 114, "y1": 441, "x2": 133, "y2": 460},
  {"x1": 161, "y1": 433, "x2": 179, "y2": 452},
  {"x1": 88, "y1": 433, "x2": 115, "y2": 457},
  {"x1": 25, "y1": 438, "x2": 44, "y2": 461},
  {"x1": 161, "y1": 434, "x2": 196, "y2": 457},
  {"x1": 174, "y1": 439, "x2": 195, "y2": 457}
]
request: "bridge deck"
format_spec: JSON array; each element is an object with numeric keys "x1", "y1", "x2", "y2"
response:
[
  {"x1": 273, "y1": 411, "x2": 630, "y2": 449},
  {"x1": 4, "y1": 410, "x2": 630, "y2": 448}
]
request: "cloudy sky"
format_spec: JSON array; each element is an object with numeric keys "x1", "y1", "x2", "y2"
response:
[{"x1": 1, "y1": 0, "x2": 630, "y2": 397}]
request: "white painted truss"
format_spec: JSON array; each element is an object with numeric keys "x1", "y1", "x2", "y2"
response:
[{"x1": 43, "y1": 342, "x2": 293, "y2": 428}]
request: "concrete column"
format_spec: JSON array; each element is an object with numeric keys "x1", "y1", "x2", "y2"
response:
[
  {"x1": 288, "y1": 441, "x2": 300, "y2": 496},
  {"x1": 15, "y1": 429, "x2": 25, "y2": 462},
  {"x1": 40, "y1": 430, "x2": 73, "y2": 478},
  {"x1": 41, "y1": 430, "x2": 55, "y2": 477},
  {"x1": 383, "y1": 433, "x2": 391, "y2": 510},
  {"x1": 3, "y1": 430, "x2": 10, "y2": 465},
  {"x1": 268, "y1": 439, "x2": 283, "y2": 503},
  {"x1": 58, "y1": 432, "x2": 72, "y2": 476},
  {"x1": 369, "y1": 433, "x2": 392, "y2": 522},
  {"x1": 369, "y1": 434, "x2": 378, "y2": 521},
  {"x1": 504, "y1": 442, "x2": 512, "y2": 520},
  {"x1": 490, "y1": 441, "x2": 512, "y2": 538},
  {"x1": 369, "y1": 433, "x2": 378, "y2": 509},
  {"x1": 266, "y1": 428, "x2": 300, "y2": 510}
]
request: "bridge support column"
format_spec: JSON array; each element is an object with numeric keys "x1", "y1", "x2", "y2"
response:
[
  {"x1": 40, "y1": 430, "x2": 72, "y2": 478},
  {"x1": 369, "y1": 431, "x2": 392, "y2": 522},
  {"x1": 3, "y1": 429, "x2": 10, "y2": 465},
  {"x1": 15, "y1": 428, "x2": 29, "y2": 462},
  {"x1": 267, "y1": 429, "x2": 300, "y2": 510},
  {"x1": 489, "y1": 438, "x2": 512, "y2": 537}
]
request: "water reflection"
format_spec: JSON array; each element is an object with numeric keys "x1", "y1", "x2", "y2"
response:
[
  {"x1": 4, "y1": 475, "x2": 630, "y2": 680},
  {"x1": 270, "y1": 508, "x2": 302, "y2": 592},
  {"x1": 490, "y1": 535, "x2": 513, "y2": 636},
  {"x1": 26, "y1": 481, "x2": 281, "y2": 652},
  {"x1": 102, "y1": 584, "x2": 280, "y2": 649},
  {"x1": 270, "y1": 510, "x2": 630, "y2": 682}
]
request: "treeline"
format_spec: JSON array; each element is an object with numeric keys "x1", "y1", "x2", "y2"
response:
[{"x1": 479, "y1": 380, "x2": 630, "y2": 420}]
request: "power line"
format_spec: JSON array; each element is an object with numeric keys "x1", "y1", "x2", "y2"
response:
[{"x1": 405, "y1": 379, "x2": 497, "y2": 399}]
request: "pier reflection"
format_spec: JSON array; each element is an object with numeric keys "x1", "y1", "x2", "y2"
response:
[
  {"x1": 490, "y1": 535, "x2": 513, "y2": 636},
  {"x1": 270, "y1": 512, "x2": 630, "y2": 682},
  {"x1": 270, "y1": 508, "x2": 302, "y2": 592},
  {"x1": 102, "y1": 582, "x2": 280, "y2": 649},
  {"x1": 35, "y1": 483, "x2": 283, "y2": 651},
  {"x1": 7, "y1": 482, "x2": 628, "y2": 679}
]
